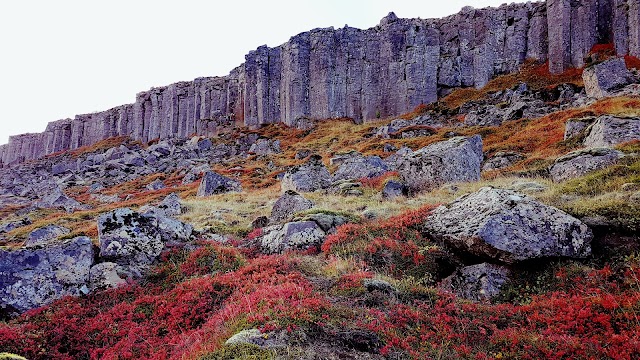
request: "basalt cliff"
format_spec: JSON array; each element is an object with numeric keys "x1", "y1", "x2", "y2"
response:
[{"x1": 1, "y1": 0, "x2": 639, "y2": 166}]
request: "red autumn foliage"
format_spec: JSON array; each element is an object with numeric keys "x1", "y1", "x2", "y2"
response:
[{"x1": 321, "y1": 205, "x2": 447, "y2": 279}]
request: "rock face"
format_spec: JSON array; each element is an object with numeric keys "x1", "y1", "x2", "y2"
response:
[
  {"x1": 440, "y1": 263, "x2": 511, "y2": 302},
  {"x1": 583, "y1": 116, "x2": 640, "y2": 147},
  {"x1": 583, "y1": 58, "x2": 633, "y2": 98},
  {"x1": 196, "y1": 171, "x2": 242, "y2": 197},
  {"x1": 424, "y1": 187, "x2": 593, "y2": 264},
  {"x1": 281, "y1": 156, "x2": 332, "y2": 193},
  {"x1": 270, "y1": 191, "x2": 315, "y2": 223},
  {"x1": 549, "y1": 148, "x2": 625, "y2": 182},
  {"x1": 0, "y1": 237, "x2": 94, "y2": 316},
  {"x1": 3, "y1": 0, "x2": 639, "y2": 167},
  {"x1": 398, "y1": 135, "x2": 483, "y2": 193}
]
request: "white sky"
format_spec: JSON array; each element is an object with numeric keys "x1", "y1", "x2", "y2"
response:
[{"x1": 0, "y1": 0, "x2": 528, "y2": 144}]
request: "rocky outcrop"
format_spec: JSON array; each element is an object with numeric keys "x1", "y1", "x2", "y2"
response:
[
  {"x1": 3, "y1": 0, "x2": 639, "y2": 167},
  {"x1": 583, "y1": 58, "x2": 633, "y2": 98},
  {"x1": 424, "y1": 187, "x2": 593, "y2": 263},
  {"x1": 549, "y1": 148, "x2": 625, "y2": 182},
  {"x1": 0, "y1": 236, "x2": 94, "y2": 316},
  {"x1": 583, "y1": 116, "x2": 640, "y2": 147},
  {"x1": 398, "y1": 135, "x2": 483, "y2": 193}
]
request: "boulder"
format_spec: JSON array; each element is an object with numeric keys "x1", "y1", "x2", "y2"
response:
[
  {"x1": 363, "y1": 279, "x2": 398, "y2": 295},
  {"x1": 482, "y1": 152, "x2": 524, "y2": 171},
  {"x1": 97, "y1": 208, "x2": 193, "y2": 275},
  {"x1": 157, "y1": 193, "x2": 182, "y2": 217},
  {"x1": 583, "y1": 58, "x2": 633, "y2": 98},
  {"x1": 564, "y1": 117, "x2": 594, "y2": 140},
  {"x1": 251, "y1": 216, "x2": 269, "y2": 229},
  {"x1": 281, "y1": 156, "x2": 332, "y2": 193},
  {"x1": 398, "y1": 135, "x2": 483, "y2": 193},
  {"x1": 295, "y1": 149, "x2": 312, "y2": 160},
  {"x1": 440, "y1": 263, "x2": 510, "y2": 302},
  {"x1": 196, "y1": 171, "x2": 242, "y2": 197},
  {"x1": 261, "y1": 221, "x2": 326, "y2": 254},
  {"x1": 583, "y1": 116, "x2": 640, "y2": 148},
  {"x1": 225, "y1": 328, "x2": 288, "y2": 349},
  {"x1": 299, "y1": 212, "x2": 352, "y2": 234},
  {"x1": 145, "y1": 179, "x2": 166, "y2": 191},
  {"x1": 249, "y1": 139, "x2": 281, "y2": 155},
  {"x1": 330, "y1": 151, "x2": 361, "y2": 166},
  {"x1": 382, "y1": 180, "x2": 408, "y2": 199},
  {"x1": 424, "y1": 187, "x2": 592, "y2": 264},
  {"x1": 0, "y1": 236, "x2": 94, "y2": 316},
  {"x1": 549, "y1": 148, "x2": 624, "y2": 182},
  {"x1": 270, "y1": 190, "x2": 314, "y2": 223},
  {"x1": 182, "y1": 164, "x2": 211, "y2": 185},
  {"x1": 332, "y1": 154, "x2": 389, "y2": 181},
  {"x1": 37, "y1": 187, "x2": 84, "y2": 212},
  {"x1": 25, "y1": 225, "x2": 70, "y2": 248},
  {"x1": 188, "y1": 136, "x2": 213, "y2": 152},
  {"x1": 89, "y1": 262, "x2": 127, "y2": 291}
]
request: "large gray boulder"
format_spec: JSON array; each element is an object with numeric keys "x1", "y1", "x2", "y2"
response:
[
  {"x1": 0, "y1": 236, "x2": 94, "y2": 316},
  {"x1": 424, "y1": 187, "x2": 592, "y2": 264},
  {"x1": 97, "y1": 208, "x2": 193, "y2": 275},
  {"x1": 261, "y1": 221, "x2": 326, "y2": 254},
  {"x1": 196, "y1": 171, "x2": 242, "y2": 197},
  {"x1": 440, "y1": 263, "x2": 510, "y2": 302},
  {"x1": 332, "y1": 154, "x2": 389, "y2": 181},
  {"x1": 281, "y1": 156, "x2": 332, "y2": 193},
  {"x1": 583, "y1": 58, "x2": 633, "y2": 99},
  {"x1": 583, "y1": 116, "x2": 640, "y2": 148},
  {"x1": 549, "y1": 148, "x2": 624, "y2": 182},
  {"x1": 270, "y1": 191, "x2": 314, "y2": 223},
  {"x1": 398, "y1": 135, "x2": 483, "y2": 193}
]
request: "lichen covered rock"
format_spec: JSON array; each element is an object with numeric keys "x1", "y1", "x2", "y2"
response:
[
  {"x1": 424, "y1": 187, "x2": 592, "y2": 263},
  {"x1": 549, "y1": 148, "x2": 624, "y2": 182},
  {"x1": 0, "y1": 236, "x2": 94, "y2": 316},
  {"x1": 398, "y1": 135, "x2": 483, "y2": 193}
]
